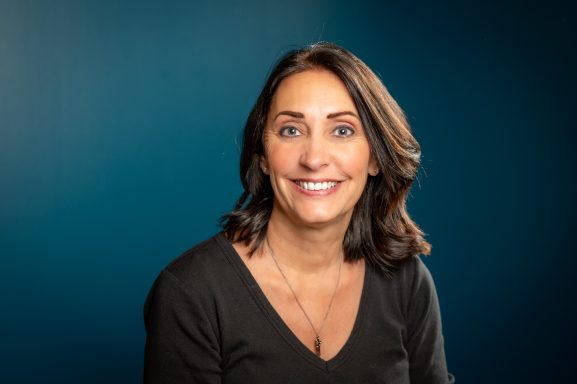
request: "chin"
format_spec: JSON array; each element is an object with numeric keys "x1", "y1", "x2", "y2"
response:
[{"x1": 295, "y1": 211, "x2": 345, "y2": 227}]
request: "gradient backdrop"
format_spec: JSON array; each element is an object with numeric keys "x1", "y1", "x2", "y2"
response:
[{"x1": 1, "y1": 0, "x2": 575, "y2": 382}]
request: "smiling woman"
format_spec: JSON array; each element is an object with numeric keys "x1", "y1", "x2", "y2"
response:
[
  {"x1": 143, "y1": 43, "x2": 454, "y2": 383},
  {"x1": 262, "y1": 69, "x2": 376, "y2": 230}
]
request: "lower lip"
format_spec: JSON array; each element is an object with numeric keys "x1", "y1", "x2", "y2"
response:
[{"x1": 291, "y1": 181, "x2": 342, "y2": 196}]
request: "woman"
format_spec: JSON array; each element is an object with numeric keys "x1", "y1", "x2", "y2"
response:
[{"x1": 144, "y1": 43, "x2": 454, "y2": 383}]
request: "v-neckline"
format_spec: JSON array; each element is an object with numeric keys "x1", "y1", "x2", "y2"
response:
[{"x1": 216, "y1": 233, "x2": 371, "y2": 372}]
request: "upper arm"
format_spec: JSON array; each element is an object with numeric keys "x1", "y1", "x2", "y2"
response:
[
  {"x1": 144, "y1": 270, "x2": 222, "y2": 384},
  {"x1": 406, "y1": 258, "x2": 454, "y2": 384}
]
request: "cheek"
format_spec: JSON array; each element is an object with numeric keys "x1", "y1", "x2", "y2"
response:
[
  {"x1": 339, "y1": 145, "x2": 372, "y2": 173},
  {"x1": 266, "y1": 145, "x2": 299, "y2": 173}
]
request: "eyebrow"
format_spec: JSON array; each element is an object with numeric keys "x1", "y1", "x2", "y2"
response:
[
  {"x1": 326, "y1": 111, "x2": 359, "y2": 119},
  {"x1": 273, "y1": 110, "x2": 359, "y2": 120},
  {"x1": 273, "y1": 111, "x2": 304, "y2": 120}
]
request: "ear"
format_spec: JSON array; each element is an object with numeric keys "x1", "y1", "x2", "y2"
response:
[
  {"x1": 260, "y1": 155, "x2": 270, "y2": 175},
  {"x1": 368, "y1": 157, "x2": 379, "y2": 176}
]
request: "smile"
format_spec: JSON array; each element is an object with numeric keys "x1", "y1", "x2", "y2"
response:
[{"x1": 294, "y1": 180, "x2": 339, "y2": 191}]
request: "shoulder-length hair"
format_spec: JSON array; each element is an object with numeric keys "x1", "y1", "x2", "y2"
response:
[{"x1": 221, "y1": 42, "x2": 430, "y2": 274}]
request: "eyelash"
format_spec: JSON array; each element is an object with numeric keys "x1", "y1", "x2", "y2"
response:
[
  {"x1": 334, "y1": 126, "x2": 354, "y2": 137},
  {"x1": 279, "y1": 125, "x2": 355, "y2": 138},
  {"x1": 279, "y1": 126, "x2": 301, "y2": 137}
]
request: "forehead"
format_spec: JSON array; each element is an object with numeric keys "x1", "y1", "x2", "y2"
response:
[{"x1": 268, "y1": 69, "x2": 357, "y2": 114}]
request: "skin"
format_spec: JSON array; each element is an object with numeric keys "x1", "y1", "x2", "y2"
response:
[
  {"x1": 234, "y1": 69, "x2": 376, "y2": 360},
  {"x1": 262, "y1": 69, "x2": 377, "y2": 233}
]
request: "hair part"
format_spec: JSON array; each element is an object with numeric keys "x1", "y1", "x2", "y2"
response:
[{"x1": 221, "y1": 42, "x2": 430, "y2": 275}]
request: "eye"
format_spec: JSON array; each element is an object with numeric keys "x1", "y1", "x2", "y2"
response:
[
  {"x1": 334, "y1": 125, "x2": 354, "y2": 137},
  {"x1": 279, "y1": 126, "x2": 302, "y2": 137}
]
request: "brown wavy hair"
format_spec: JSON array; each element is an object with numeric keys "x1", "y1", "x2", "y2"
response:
[{"x1": 221, "y1": 42, "x2": 430, "y2": 274}]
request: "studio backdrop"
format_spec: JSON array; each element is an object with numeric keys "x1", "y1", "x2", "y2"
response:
[{"x1": 1, "y1": 0, "x2": 575, "y2": 382}]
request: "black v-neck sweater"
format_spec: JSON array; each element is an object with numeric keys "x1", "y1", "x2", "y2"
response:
[{"x1": 144, "y1": 233, "x2": 454, "y2": 383}]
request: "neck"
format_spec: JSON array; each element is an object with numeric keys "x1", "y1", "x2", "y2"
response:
[{"x1": 264, "y1": 210, "x2": 348, "y2": 274}]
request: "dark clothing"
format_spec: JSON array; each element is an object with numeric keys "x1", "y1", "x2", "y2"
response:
[{"x1": 144, "y1": 233, "x2": 454, "y2": 383}]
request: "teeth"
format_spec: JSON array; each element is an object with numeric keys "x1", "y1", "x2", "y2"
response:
[{"x1": 298, "y1": 181, "x2": 338, "y2": 191}]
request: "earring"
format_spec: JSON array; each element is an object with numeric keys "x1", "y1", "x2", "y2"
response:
[
  {"x1": 262, "y1": 166, "x2": 269, "y2": 175},
  {"x1": 370, "y1": 168, "x2": 379, "y2": 176}
]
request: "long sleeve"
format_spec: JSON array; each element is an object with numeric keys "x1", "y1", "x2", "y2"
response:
[
  {"x1": 144, "y1": 270, "x2": 222, "y2": 384},
  {"x1": 406, "y1": 258, "x2": 455, "y2": 384}
]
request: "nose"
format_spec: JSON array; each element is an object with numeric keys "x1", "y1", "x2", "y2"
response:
[{"x1": 299, "y1": 134, "x2": 330, "y2": 171}]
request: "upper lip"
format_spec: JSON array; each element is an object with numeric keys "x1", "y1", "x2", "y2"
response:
[{"x1": 291, "y1": 178, "x2": 343, "y2": 182}]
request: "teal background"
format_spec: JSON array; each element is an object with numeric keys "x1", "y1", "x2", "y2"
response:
[{"x1": 1, "y1": 0, "x2": 575, "y2": 382}]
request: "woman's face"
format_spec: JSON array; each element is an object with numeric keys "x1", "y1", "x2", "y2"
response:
[{"x1": 261, "y1": 69, "x2": 377, "y2": 228}]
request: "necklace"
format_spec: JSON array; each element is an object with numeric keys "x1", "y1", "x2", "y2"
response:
[{"x1": 266, "y1": 237, "x2": 343, "y2": 357}]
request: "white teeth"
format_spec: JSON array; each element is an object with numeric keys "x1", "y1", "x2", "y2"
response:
[{"x1": 298, "y1": 181, "x2": 338, "y2": 191}]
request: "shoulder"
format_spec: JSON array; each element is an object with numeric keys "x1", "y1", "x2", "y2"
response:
[
  {"x1": 398, "y1": 256, "x2": 435, "y2": 291},
  {"x1": 370, "y1": 256, "x2": 435, "y2": 292},
  {"x1": 368, "y1": 256, "x2": 438, "y2": 317},
  {"x1": 164, "y1": 234, "x2": 229, "y2": 281},
  {"x1": 144, "y1": 233, "x2": 243, "y2": 322},
  {"x1": 397, "y1": 256, "x2": 438, "y2": 308},
  {"x1": 148, "y1": 233, "x2": 240, "y2": 302}
]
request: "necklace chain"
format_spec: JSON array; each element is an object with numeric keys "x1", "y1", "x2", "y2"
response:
[{"x1": 266, "y1": 237, "x2": 343, "y2": 357}]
